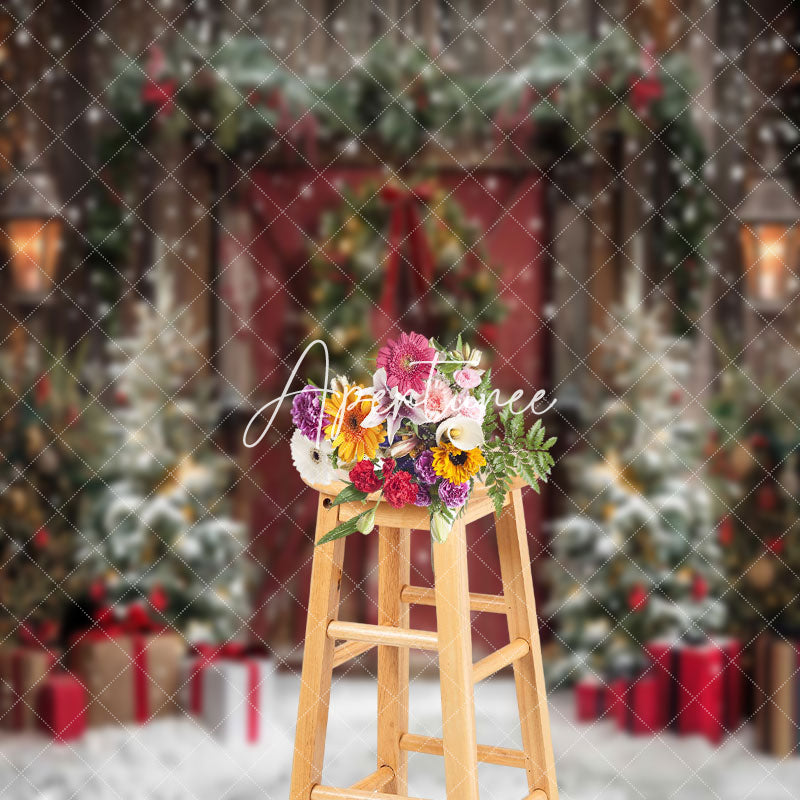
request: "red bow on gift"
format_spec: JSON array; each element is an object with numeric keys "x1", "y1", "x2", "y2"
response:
[
  {"x1": 18, "y1": 620, "x2": 59, "y2": 650},
  {"x1": 378, "y1": 183, "x2": 436, "y2": 326}
]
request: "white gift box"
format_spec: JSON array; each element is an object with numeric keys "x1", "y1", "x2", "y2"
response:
[{"x1": 198, "y1": 656, "x2": 273, "y2": 744}]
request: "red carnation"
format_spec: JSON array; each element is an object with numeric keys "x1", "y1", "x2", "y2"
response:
[
  {"x1": 381, "y1": 458, "x2": 396, "y2": 479},
  {"x1": 691, "y1": 574, "x2": 709, "y2": 602},
  {"x1": 349, "y1": 460, "x2": 383, "y2": 493},
  {"x1": 32, "y1": 527, "x2": 50, "y2": 549},
  {"x1": 149, "y1": 584, "x2": 168, "y2": 613},
  {"x1": 627, "y1": 583, "x2": 649, "y2": 611},
  {"x1": 383, "y1": 471, "x2": 418, "y2": 509}
]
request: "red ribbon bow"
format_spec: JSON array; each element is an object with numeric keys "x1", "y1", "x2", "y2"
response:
[{"x1": 377, "y1": 183, "x2": 436, "y2": 326}]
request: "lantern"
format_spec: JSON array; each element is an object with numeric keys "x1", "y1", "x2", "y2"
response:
[
  {"x1": 0, "y1": 164, "x2": 63, "y2": 298},
  {"x1": 739, "y1": 144, "x2": 800, "y2": 312}
]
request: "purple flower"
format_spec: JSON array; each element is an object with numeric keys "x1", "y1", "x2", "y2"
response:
[
  {"x1": 360, "y1": 368, "x2": 427, "y2": 442},
  {"x1": 438, "y1": 480, "x2": 470, "y2": 509},
  {"x1": 413, "y1": 484, "x2": 432, "y2": 507},
  {"x1": 291, "y1": 386, "x2": 329, "y2": 441},
  {"x1": 414, "y1": 450, "x2": 437, "y2": 485}
]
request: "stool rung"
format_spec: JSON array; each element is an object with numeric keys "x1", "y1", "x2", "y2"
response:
[
  {"x1": 311, "y1": 786, "x2": 429, "y2": 800},
  {"x1": 400, "y1": 585, "x2": 507, "y2": 615},
  {"x1": 472, "y1": 638, "x2": 530, "y2": 683},
  {"x1": 349, "y1": 765, "x2": 394, "y2": 791},
  {"x1": 327, "y1": 620, "x2": 438, "y2": 651},
  {"x1": 399, "y1": 733, "x2": 527, "y2": 769},
  {"x1": 332, "y1": 640, "x2": 375, "y2": 668}
]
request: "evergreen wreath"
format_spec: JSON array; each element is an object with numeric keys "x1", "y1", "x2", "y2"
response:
[{"x1": 303, "y1": 181, "x2": 505, "y2": 373}]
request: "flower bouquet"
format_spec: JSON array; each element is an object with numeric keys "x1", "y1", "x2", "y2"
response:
[{"x1": 289, "y1": 332, "x2": 556, "y2": 544}]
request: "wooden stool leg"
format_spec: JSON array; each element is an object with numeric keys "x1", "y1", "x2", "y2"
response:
[
  {"x1": 495, "y1": 489, "x2": 559, "y2": 800},
  {"x1": 290, "y1": 497, "x2": 346, "y2": 800},
  {"x1": 433, "y1": 519, "x2": 480, "y2": 800},
  {"x1": 377, "y1": 526, "x2": 411, "y2": 794}
]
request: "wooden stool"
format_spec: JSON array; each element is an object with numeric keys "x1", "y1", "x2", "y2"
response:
[{"x1": 289, "y1": 478, "x2": 558, "y2": 800}]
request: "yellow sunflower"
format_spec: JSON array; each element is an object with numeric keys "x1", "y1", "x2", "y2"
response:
[
  {"x1": 431, "y1": 443, "x2": 486, "y2": 484},
  {"x1": 324, "y1": 385, "x2": 384, "y2": 463}
]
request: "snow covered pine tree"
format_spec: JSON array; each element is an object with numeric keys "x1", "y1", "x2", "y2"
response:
[
  {"x1": 544, "y1": 289, "x2": 725, "y2": 686},
  {"x1": 80, "y1": 272, "x2": 250, "y2": 643}
]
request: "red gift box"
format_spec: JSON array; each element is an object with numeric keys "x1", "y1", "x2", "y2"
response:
[
  {"x1": 646, "y1": 637, "x2": 741, "y2": 743},
  {"x1": 36, "y1": 673, "x2": 87, "y2": 743},
  {"x1": 614, "y1": 674, "x2": 663, "y2": 735},
  {"x1": 575, "y1": 678, "x2": 607, "y2": 722},
  {"x1": 0, "y1": 642, "x2": 58, "y2": 731},
  {"x1": 70, "y1": 607, "x2": 185, "y2": 727}
]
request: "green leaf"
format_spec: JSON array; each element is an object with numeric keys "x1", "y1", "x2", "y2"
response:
[
  {"x1": 317, "y1": 509, "x2": 373, "y2": 545},
  {"x1": 330, "y1": 484, "x2": 369, "y2": 507}
]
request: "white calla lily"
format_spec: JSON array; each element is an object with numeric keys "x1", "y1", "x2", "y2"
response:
[
  {"x1": 431, "y1": 512, "x2": 453, "y2": 544},
  {"x1": 435, "y1": 415, "x2": 484, "y2": 450}
]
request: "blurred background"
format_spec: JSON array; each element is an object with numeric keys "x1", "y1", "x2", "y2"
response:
[{"x1": 2, "y1": 0, "x2": 800, "y2": 798}]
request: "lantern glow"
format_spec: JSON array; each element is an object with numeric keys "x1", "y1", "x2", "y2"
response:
[
  {"x1": 2, "y1": 217, "x2": 63, "y2": 294},
  {"x1": 738, "y1": 144, "x2": 800, "y2": 311},
  {"x1": 0, "y1": 165, "x2": 64, "y2": 298}
]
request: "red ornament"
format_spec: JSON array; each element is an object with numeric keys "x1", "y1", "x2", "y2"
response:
[
  {"x1": 627, "y1": 584, "x2": 649, "y2": 611},
  {"x1": 669, "y1": 389, "x2": 682, "y2": 405},
  {"x1": 149, "y1": 584, "x2": 168, "y2": 613},
  {"x1": 757, "y1": 485, "x2": 778, "y2": 512},
  {"x1": 141, "y1": 78, "x2": 177, "y2": 116},
  {"x1": 691, "y1": 574, "x2": 709, "y2": 602},
  {"x1": 629, "y1": 73, "x2": 663, "y2": 115},
  {"x1": 750, "y1": 433, "x2": 769, "y2": 449},
  {"x1": 34, "y1": 374, "x2": 52, "y2": 406},
  {"x1": 383, "y1": 471, "x2": 418, "y2": 509},
  {"x1": 717, "y1": 516, "x2": 734, "y2": 546},
  {"x1": 32, "y1": 527, "x2": 50, "y2": 549},
  {"x1": 89, "y1": 579, "x2": 106, "y2": 603},
  {"x1": 349, "y1": 460, "x2": 383, "y2": 493},
  {"x1": 767, "y1": 537, "x2": 785, "y2": 555}
]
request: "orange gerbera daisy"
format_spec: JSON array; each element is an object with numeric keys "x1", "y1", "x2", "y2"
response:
[{"x1": 324, "y1": 385, "x2": 384, "y2": 463}]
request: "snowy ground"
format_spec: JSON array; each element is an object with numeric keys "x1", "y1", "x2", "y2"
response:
[{"x1": 1, "y1": 674, "x2": 799, "y2": 800}]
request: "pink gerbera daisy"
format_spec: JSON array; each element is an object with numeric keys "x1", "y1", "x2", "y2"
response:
[{"x1": 376, "y1": 332, "x2": 436, "y2": 395}]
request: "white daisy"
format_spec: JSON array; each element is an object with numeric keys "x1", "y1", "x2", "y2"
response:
[{"x1": 291, "y1": 429, "x2": 337, "y2": 485}]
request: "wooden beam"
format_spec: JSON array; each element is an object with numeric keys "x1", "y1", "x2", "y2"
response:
[
  {"x1": 472, "y1": 638, "x2": 531, "y2": 684},
  {"x1": 327, "y1": 621, "x2": 438, "y2": 651},
  {"x1": 332, "y1": 640, "x2": 375, "y2": 668},
  {"x1": 400, "y1": 585, "x2": 507, "y2": 615},
  {"x1": 399, "y1": 733, "x2": 527, "y2": 769},
  {"x1": 349, "y1": 766, "x2": 394, "y2": 792}
]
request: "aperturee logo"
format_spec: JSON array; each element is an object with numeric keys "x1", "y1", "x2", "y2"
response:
[{"x1": 243, "y1": 335, "x2": 557, "y2": 545}]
